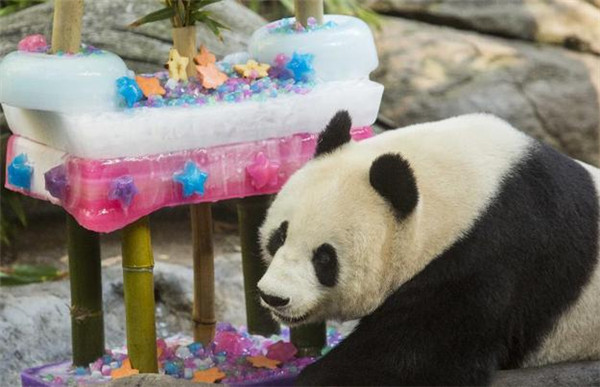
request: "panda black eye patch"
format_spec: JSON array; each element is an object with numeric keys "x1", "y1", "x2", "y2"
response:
[
  {"x1": 267, "y1": 221, "x2": 288, "y2": 257},
  {"x1": 312, "y1": 243, "x2": 339, "y2": 287}
]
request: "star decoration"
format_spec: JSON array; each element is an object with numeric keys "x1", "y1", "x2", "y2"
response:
[
  {"x1": 135, "y1": 76, "x2": 165, "y2": 97},
  {"x1": 44, "y1": 164, "x2": 67, "y2": 200},
  {"x1": 246, "y1": 152, "x2": 280, "y2": 190},
  {"x1": 247, "y1": 355, "x2": 281, "y2": 370},
  {"x1": 116, "y1": 76, "x2": 143, "y2": 108},
  {"x1": 234, "y1": 60, "x2": 271, "y2": 79},
  {"x1": 192, "y1": 367, "x2": 226, "y2": 383},
  {"x1": 286, "y1": 52, "x2": 315, "y2": 82},
  {"x1": 165, "y1": 48, "x2": 189, "y2": 82},
  {"x1": 108, "y1": 175, "x2": 138, "y2": 208},
  {"x1": 266, "y1": 340, "x2": 298, "y2": 362},
  {"x1": 173, "y1": 161, "x2": 209, "y2": 198},
  {"x1": 111, "y1": 358, "x2": 139, "y2": 379},
  {"x1": 193, "y1": 45, "x2": 216, "y2": 67},
  {"x1": 197, "y1": 63, "x2": 228, "y2": 89},
  {"x1": 8, "y1": 153, "x2": 33, "y2": 191}
]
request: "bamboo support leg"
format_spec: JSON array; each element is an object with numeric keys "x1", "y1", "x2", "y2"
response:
[
  {"x1": 237, "y1": 195, "x2": 280, "y2": 336},
  {"x1": 291, "y1": 322, "x2": 327, "y2": 357},
  {"x1": 294, "y1": 0, "x2": 324, "y2": 26},
  {"x1": 67, "y1": 214, "x2": 105, "y2": 367},
  {"x1": 121, "y1": 217, "x2": 158, "y2": 373},
  {"x1": 191, "y1": 203, "x2": 216, "y2": 345}
]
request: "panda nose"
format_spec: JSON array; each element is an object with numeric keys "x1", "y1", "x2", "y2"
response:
[{"x1": 259, "y1": 290, "x2": 290, "y2": 308}]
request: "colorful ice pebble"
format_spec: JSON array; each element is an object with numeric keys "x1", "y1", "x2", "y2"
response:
[
  {"x1": 17, "y1": 34, "x2": 48, "y2": 53},
  {"x1": 165, "y1": 48, "x2": 189, "y2": 82},
  {"x1": 116, "y1": 77, "x2": 143, "y2": 108},
  {"x1": 173, "y1": 161, "x2": 208, "y2": 198},
  {"x1": 234, "y1": 60, "x2": 270, "y2": 79},
  {"x1": 266, "y1": 341, "x2": 298, "y2": 362},
  {"x1": 135, "y1": 76, "x2": 165, "y2": 97},
  {"x1": 8, "y1": 153, "x2": 33, "y2": 190}
]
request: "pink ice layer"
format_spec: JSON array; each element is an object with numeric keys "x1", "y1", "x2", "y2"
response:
[{"x1": 6, "y1": 127, "x2": 373, "y2": 233}]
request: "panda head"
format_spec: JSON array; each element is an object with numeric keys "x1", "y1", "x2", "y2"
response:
[{"x1": 257, "y1": 111, "x2": 420, "y2": 325}]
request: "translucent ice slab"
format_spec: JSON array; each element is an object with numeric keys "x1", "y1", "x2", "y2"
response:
[
  {"x1": 0, "y1": 49, "x2": 128, "y2": 113},
  {"x1": 3, "y1": 79, "x2": 383, "y2": 159},
  {"x1": 249, "y1": 15, "x2": 378, "y2": 82},
  {"x1": 6, "y1": 127, "x2": 373, "y2": 232}
]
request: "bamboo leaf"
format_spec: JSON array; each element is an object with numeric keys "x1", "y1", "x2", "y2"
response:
[
  {"x1": 0, "y1": 264, "x2": 66, "y2": 286},
  {"x1": 128, "y1": 6, "x2": 175, "y2": 28},
  {"x1": 6, "y1": 193, "x2": 26, "y2": 226}
]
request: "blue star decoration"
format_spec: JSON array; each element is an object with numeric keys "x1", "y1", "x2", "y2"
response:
[
  {"x1": 285, "y1": 52, "x2": 315, "y2": 82},
  {"x1": 8, "y1": 153, "x2": 33, "y2": 191},
  {"x1": 173, "y1": 161, "x2": 209, "y2": 198},
  {"x1": 116, "y1": 76, "x2": 143, "y2": 108}
]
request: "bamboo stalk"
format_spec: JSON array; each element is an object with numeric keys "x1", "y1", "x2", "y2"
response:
[
  {"x1": 66, "y1": 214, "x2": 105, "y2": 366},
  {"x1": 291, "y1": 321, "x2": 327, "y2": 357},
  {"x1": 121, "y1": 217, "x2": 158, "y2": 373},
  {"x1": 172, "y1": 26, "x2": 197, "y2": 78},
  {"x1": 51, "y1": 0, "x2": 84, "y2": 53},
  {"x1": 237, "y1": 195, "x2": 280, "y2": 336},
  {"x1": 294, "y1": 0, "x2": 324, "y2": 27},
  {"x1": 191, "y1": 203, "x2": 216, "y2": 345}
]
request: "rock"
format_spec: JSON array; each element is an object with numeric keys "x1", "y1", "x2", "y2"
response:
[
  {"x1": 371, "y1": 0, "x2": 600, "y2": 55},
  {"x1": 372, "y1": 17, "x2": 600, "y2": 165},
  {"x1": 492, "y1": 360, "x2": 600, "y2": 386},
  {"x1": 0, "y1": 261, "x2": 245, "y2": 386},
  {"x1": 0, "y1": 0, "x2": 265, "y2": 73}
]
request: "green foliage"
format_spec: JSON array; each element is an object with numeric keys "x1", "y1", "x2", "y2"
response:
[
  {"x1": 129, "y1": 0, "x2": 228, "y2": 39},
  {"x1": 0, "y1": 264, "x2": 66, "y2": 286},
  {"x1": 244, "y1": 0, "x2": 382, "y2": 29},
  {"x1": 0, "y1": 0, "x2": 45, "y2": 17}
]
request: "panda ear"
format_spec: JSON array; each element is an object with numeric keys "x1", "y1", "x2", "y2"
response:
[
  {"x1": 314, "y1": 110, "x2": 352, "y2": 157},
  {"x1": 369, "y1": 153, "x2": 419, "y2": 220}
]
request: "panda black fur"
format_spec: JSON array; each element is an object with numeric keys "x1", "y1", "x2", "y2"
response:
[{"x1": 257, "y1": 111, "x2": 600, "y2": 386}]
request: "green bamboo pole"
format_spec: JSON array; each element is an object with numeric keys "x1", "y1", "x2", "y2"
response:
[
  {"x1": 237, "y1": 195, "x2": 280, "y2": 336},
  {"x1": 294, "y1": 0, "x2": 324, "y2": 27},
  {"x1": 191, "y1": 203, "x2": 216, "y2": 345},
  {"x1": 121, "y1": 216, "x2": 158, "y2": 373},
  {"x1": 66, "y1": 214, "x2": 105, "y2": 366},
  {"x1": 291, "y1": 322, "x2": 327, "y2": 357}
]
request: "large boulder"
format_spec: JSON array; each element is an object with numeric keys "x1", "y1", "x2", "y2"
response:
[
  {"x1": 372, "y1": 17, "x2": 600, "y2": 165},
  {"x1": 370, "y1": 0, "x2": 600, "y2": 55},
  {"x1": 0, "y1": 0, "x2": 265, "y2": 73}
]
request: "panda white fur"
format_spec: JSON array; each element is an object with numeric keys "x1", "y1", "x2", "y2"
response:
[{"x1": 257, "y1": 111, "x2": 600, "y2": 385}]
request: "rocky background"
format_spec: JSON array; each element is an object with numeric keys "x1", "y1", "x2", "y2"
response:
[{"x1": 1, "y1": 0, "x2": 599, "y2": 385}]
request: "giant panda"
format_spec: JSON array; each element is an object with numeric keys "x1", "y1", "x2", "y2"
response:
[{"x1": 256, "y1": 111, "x2": 600, "y2": 385}]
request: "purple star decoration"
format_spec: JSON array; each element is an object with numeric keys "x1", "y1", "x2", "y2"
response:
[
  {"x1": 108, "y1": 175, "x2": 138, "y2": 208},
  {"x1": 44, "y1": 164, "x2": 68, "y2": 200}
]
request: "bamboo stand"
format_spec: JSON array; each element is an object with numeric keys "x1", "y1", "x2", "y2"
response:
[
  {"x1": 191, "y1": 203, "x2": 216, "y2": 345},
  {"x1": 294, "y1": 0, "x2": 324, "y2": 26},
  {"x1": 237, "y1": 195, "x2": 280, "y2": 336},
  {"x1": 66, "y1": 215, "x2": 105, "y2": 366},
  {"x1": 121, "y1": 217, "x2": 158, "y2": 373},
  {"x1": 51, "y1": 0, "x2": 84, "y2": 54},
  {"x1": 291, "y1": 322, "x2": 327, "y2": 357},
  {"x1": 172, "y1": 26, "x2": 198, "y2": 77}
]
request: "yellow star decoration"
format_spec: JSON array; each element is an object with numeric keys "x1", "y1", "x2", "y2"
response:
[
  {"x1": 233, "y1": 60, "x2": 270, "y2": 79},
  {"x1": 165, "y1": 48, "x2": 189, "y2": 82},
  {"x1": 247, "y1": 355, "x2": 281, "y2": 370},
  {"x1": 111, "y1": 358, "x2": 140, "y2": 379},
  {"x1": 192, "y1": 367, "x2": 226, "y2": 383}
]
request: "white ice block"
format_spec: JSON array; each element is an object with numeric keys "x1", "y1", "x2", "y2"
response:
[
  {"x1": 249, "y1": 15, "x2": 379, "y2": 82},
  {"x1": 3, "y1": 79, "x2": 384, "y2": 159},
  {"x1": 0, "y1": 50, "x2": 128, "y2": 113}
]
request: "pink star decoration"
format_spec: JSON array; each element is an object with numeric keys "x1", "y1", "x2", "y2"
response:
[{"x1": 246, "y1": 152, "x2": 280, "y2": 190}]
